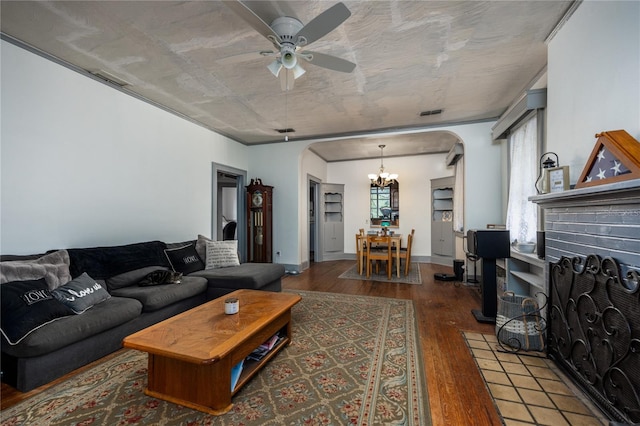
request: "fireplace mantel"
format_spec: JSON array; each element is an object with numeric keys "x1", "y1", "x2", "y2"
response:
[
  {"x1": 530, "y1": 178, "x2": 640, "y2": 424},
  {"x1": 530, "y1": 178, "x2": 640, "y2": 208}
]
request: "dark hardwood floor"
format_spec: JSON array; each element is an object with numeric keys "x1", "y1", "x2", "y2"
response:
[{"x1": 1, "y1": 260, "x2": 503, "y2": 425}]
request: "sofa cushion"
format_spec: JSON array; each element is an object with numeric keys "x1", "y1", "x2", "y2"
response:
[
  {"x1": 205, "y1": 240, "x2": 240, "y2": 269},
  {"x1": 109, "y1": 276, "x2": 207, "y2": 312},
  {"x1": 189, "y1": 263, "x2": 285, "y2": 290},
  {"x1": 138, "y1": 270, "x2": 183, "y2": 286},
  {"x1": 1, "y1": 296, "x2": 143, "y2": 358},
  {"x1": 105, "y1": 266, "x2": 169, "y2": 291},
  {"x1": 0, "y1": 250, "x2": 72, "y2": 290},
  {"x1": 67, "y1": 241, "x2": 169, "y2": 280},
  {"x1": 1, "y1": 278, "x2": 75, "y2": 345},
  {"x1": 51, "y1": 273, "x2": 111, "y2": 314},
  {"x1": 164, "y1": 243, "x2": 204, "y2": 274}
]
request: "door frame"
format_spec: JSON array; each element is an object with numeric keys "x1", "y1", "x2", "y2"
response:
[
  {"x1": 212, "y1": 163, "x2": 247, "y2": 263},
  {"x1": 307, "y1": 174, "x2": 321, "y2": 265}
]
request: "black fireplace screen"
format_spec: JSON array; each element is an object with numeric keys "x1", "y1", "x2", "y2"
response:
[{"x1": 549, "y1": 255, "x2": 640, "y2": 424}]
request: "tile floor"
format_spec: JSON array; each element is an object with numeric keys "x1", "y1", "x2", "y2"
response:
[{"x1": 463, "y1": 332, "x2": 609, "y2": 426}]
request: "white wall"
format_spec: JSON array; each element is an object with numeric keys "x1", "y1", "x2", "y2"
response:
[
  {"x1": 1, "y1": 40, "x2": 248, "y2": 254},
  {"x1": 547, "y1": 1, "x2": 640, "y2": 182},
  {"x1": 246, "y1": 142, "x2": 308, "y2": 267}
]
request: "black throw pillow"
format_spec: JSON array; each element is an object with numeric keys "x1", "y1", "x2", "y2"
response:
[
  {"x1": 164, "y1": 243, "x2": 204, "y2": 274},
  {"x1": 51, "y1": 273, "x2": 111, "y2": 314},
  {"x1": 139, "y1": 270, "x2": 183, "y2": 286},
  {"x1": 1, "y1": 278, "x2": 74, "y2": 345}
]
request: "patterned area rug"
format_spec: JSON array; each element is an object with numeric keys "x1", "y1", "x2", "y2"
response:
[
  {"x1": 338, "y1": 263, "x2": 422, "y2": 284},
  {"x1": 1, "y1": 291, "x2": 430, "y2": 425}
]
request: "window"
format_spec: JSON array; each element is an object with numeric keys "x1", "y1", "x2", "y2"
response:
[
  {"x1": 370, "y1": 181, "x2": 399, "y2": 227},
  {"x1": 506, "y1": 114, "x2": 539, "y2": 243}
]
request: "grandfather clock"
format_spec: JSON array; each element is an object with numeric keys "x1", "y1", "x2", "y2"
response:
[{"x1": 246, "y1": 178, "x2": 273, "y2": 263}]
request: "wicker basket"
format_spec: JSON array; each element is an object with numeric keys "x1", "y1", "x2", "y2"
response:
[{"x1": 496, "y1": 292, "x2": 544, "y2": 351}]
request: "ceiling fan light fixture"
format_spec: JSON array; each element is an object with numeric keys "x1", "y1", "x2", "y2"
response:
[
  {"x1": 225, "y1": 2, "x2": 355, "y2": 91},
  {"x1": 280, "y1": 45, "x2": 297, "y2": 69},
  {"x1": 267, "y1": 60, "x2": 282, "y2": 77},
  {"x1": 292, "y1": 63, "x2": 306, "y2": 79}
]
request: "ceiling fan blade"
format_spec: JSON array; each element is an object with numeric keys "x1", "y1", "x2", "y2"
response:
[
  {"x1": 223, "y1": 0, "x2": 281, "y2": 46},
  {"x1": 294, "y1": 2, "x2": 351, "y2": 46},
  {"x1": 301, "y1": 51, "x2": 356, "y2": 73},
  {"x1": 217, "y1": 50, "x2": 275, "y2": 65}
]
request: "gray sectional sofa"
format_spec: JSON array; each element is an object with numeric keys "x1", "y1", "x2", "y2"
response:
[{"x1": 0, "y1": 237, "x2": 285, "y2": 392}]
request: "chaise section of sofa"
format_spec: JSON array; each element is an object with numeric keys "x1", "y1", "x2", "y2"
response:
[{"x1": 189, "y1": 263, "x2": 284, "y2": 299}]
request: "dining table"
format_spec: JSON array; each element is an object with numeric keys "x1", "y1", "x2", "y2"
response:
[{"x1": 363, "y1": 232, "x2": 403, "y2": 278}]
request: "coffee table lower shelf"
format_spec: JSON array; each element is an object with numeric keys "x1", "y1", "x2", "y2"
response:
[
  {"x1": 141, "y1": 319, "x2": 291, "y2": 416},
  {"x1": 143, "y1": 335, "x2": 289, "y2": 415}
]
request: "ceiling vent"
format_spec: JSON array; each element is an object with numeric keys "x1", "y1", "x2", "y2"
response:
[
  {"x1": 276, "y1": 128, "x2": 295, "y2": 134},
  {"x1": 419, "y1": 109, "x2": 443, "y2": 117},
  {"x1": 446, "y1": 143, "x2": 464, "y2": 166},
  {"x1": 89, "y1": 70, "x2": 129, "y2": 87}
]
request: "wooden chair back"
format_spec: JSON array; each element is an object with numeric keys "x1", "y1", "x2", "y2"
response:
[
  {"x1": 355, "y1": 233, "x2": 367, "y2": 275},
  {"x1": 398, "y1": 229, "x2": 415, "y2": 276},
  {"x1": 366, "y1": 235, "x2": 392, "y2": 279}
]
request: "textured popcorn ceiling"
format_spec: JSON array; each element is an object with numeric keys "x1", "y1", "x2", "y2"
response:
[{"x1": 1, "y1": 1, "x2": 572, "y2": 161}]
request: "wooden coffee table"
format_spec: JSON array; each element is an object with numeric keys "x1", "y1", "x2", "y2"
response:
[{"x1": 123, "y1": 289, "x2": 301, "y2": 415}]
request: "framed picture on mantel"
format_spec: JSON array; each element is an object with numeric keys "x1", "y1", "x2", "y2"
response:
[{"x1": 545, "y1": 166, "x2": 570, "y2": 193}]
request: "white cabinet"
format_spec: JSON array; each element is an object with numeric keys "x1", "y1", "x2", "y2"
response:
[
  {"x1": 431, "y1": 177, "x2": 454, "y2": 262},
  {"x1": 319, "y1": 183, "x2": 344, "y2": 261}
]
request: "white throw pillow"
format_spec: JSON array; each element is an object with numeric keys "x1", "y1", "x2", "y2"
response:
[{"x1": 205, "y1": 241, "x2": 240, "y2": 269}]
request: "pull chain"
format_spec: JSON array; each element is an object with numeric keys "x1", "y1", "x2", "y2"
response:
[{"x1": 284, "y1": 75, "x2": 289, "y2": 142}]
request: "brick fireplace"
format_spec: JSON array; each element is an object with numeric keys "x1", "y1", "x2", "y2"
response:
[{"x1": 532, "y1": 179, "x2": 640, "y2": 425}]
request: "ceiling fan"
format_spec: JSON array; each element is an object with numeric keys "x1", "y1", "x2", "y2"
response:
[{"x1": 223, "y1": 1, "x2": 356, "y2": 91}]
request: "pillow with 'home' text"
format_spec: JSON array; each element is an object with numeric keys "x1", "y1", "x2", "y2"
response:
[{"x1": 164, "y1": 243, "x2": 204, "y2": 274}]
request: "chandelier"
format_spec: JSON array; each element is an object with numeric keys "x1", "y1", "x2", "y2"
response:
[{"x1": 368, "y1": 144, "x2": 398, "y2": 187}]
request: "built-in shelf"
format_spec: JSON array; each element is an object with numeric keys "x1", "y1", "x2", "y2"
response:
[
  {"x1": 510, "y1": 250, "x2": 544, "y2": 268},
  {"x1": 431, "y1": 177, "x2": 454, "y2": 260},
  {"x1": 499, "y1": 249, "x2": 546, "y2": 296},
  {"x1": 510, "y1": 270, "x2": 544, "y2": 290},
  {"x1": 319, "y1": 183, "x2": 344, "y2": 260}
]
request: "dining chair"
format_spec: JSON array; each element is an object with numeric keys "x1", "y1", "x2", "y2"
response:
[
  {"x1": 397, "y1": 229, "x2": 415, "y2": 276},
  {"x1": 366, "y1": 235, "x2": 392, "y2": 279},
  {"x1": 355, "y1": 232, "x2": 367, "y2": 275}
]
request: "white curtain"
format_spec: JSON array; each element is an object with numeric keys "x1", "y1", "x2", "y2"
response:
[
  {"x1": 506, "y1": 116, "x2": 538, "y2": 243},
  {"x1": 453, "y1": 156, "x2": 464, "y2": 233}
]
